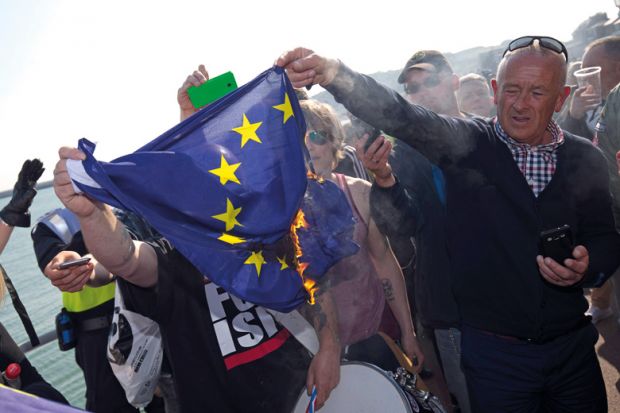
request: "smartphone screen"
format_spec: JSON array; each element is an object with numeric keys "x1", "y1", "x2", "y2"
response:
[
  {"x1": 58, "y1": 257, "x2": 91, "y2": 270},
  {"x1": 187, "y1": 71, "x2": 237, "y2": 109}
]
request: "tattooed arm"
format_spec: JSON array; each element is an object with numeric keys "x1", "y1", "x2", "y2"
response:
[
  {"x1": 367, "y1": 215, "x2": 424, "y2": 371},
  {"x1": 345, "y1": 176, "x2": 424, "y2": 370},
  {"x1": 79, "y1": 204, "x2": 158, "y2": 288},
  {"x1": 303, "y1": 277, "x2": 341, "y2": 410}
]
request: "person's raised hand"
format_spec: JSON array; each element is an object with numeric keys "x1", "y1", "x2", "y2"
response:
[
  {"x1": 0, "y1": 159, "x2": 45, "y2": 227},
  {"x1": 568, "y1": 87, "x2": 601, "y2": 120},
  {"x1": 178, "y1": 64, "x2": 209, "y2": 121},
  {"x1": 360, "y1": 135, "x2": 394, "y2": 187},
  {"x1": 275, "y1": 47, "x2": 340, "y2": 89},
  {"x1": 53, "y1": 147, "x2": 99, "y2": 219}
]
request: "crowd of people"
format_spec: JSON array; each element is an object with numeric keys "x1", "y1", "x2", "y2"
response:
[{"x1": 0, "y1": 33, "x2": 618, "y2": 413}]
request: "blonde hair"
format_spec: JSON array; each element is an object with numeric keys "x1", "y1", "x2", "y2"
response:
[
  {"x1": 459, "y1": 73, "x2": 489, "y2": 87},
  {"x1": 300, "y1": 100, "x2": 345, "y2": 164}
]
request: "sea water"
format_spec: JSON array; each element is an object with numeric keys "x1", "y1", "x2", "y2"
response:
[{"x1": 0, "y1": 186, "x2": 86, "y2": 408}]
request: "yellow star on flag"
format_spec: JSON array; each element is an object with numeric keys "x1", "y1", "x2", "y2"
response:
[
  {"x1": 209, "y1": 155, "x2": 241, "y2": 185},
  {"x1": 273, "y1": 93, "x2": 294, "y2": 124},
  {"x1": 218, "y1": 233, "x2": 246, "y2": 245},
  {"x1": 212, "y1": 198, "x2": 243, "y2": 231},
  {"x1": 232, "y1": 114, "x2": 262, "y2": 148},
  {"x1": 277, "y1": 255, "x2": 289, "y2": 270},
  {"x1": 245, "y1": 250, "x2": 266, "y2": 277}
]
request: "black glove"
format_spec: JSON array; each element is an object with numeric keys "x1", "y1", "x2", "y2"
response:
[{"x1": 0, "y1": 159, "x2": 45, "y2": 227}]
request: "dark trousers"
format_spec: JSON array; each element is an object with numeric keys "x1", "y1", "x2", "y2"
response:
[
  {"x1": 75, "y1": 328, "x2": 140, "y2": 413},
  {"x1": 75, "y1": 327, "x2": 165, "y2": 413},
  {"x1": 461, "y1": 323, "x2": 607, "y2": 413}
]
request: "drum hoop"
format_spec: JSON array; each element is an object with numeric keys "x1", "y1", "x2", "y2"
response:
[{"x1": 293, "y1": 361, "x2": 414, "y2": 413}]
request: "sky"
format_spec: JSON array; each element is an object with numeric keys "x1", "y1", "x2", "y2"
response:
[{"x1": 0, "y1": 0, "x2": 618, "y2": 191}]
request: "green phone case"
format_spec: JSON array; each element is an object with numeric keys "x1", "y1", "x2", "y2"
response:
[{"x1": 187, "y1": 71, "x2": 237, "y2": 109}]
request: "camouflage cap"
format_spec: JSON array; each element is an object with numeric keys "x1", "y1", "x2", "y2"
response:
[{"x1": 397, "y1": 50, "x2": 454, "y2": 84}]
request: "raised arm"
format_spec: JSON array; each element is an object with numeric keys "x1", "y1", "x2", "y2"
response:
[
  {"x1": 359, "y1": 136, "x2": 421, "y2": 238},
  {"x1": 0, "y1": 221, "x2": 13, "y2": 256},
  {"x1": 0, "y1": 159, "x2": 45, "y2": 254},
  {"x1": 178, "y1": 64, "x2": 210, "y2": 121},
  {"x1": 277, "y1": 48, "x2": 477, "y2": 166},
  {"x1": 53, "y1": 148, "x2": 158, "y2": 287}
]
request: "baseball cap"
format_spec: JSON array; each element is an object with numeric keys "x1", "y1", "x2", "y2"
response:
[{"x1": 397, "y1": 50, "x2": 454, "y2": 84}]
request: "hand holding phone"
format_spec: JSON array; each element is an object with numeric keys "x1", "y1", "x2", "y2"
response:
[
  {"x1": 350, "y1": 116, "x2": 382, "y2": 152},
  {"x1": 187, "y1": 71, "x2": 237, "y2": 109},
  {"x1": 57, "y1": 257, "x2": 91, "y2": 270},
  {"x1": 363, "y1": 128, "x2": 383, "y2": 151},
  {"x1": 539, "y1": 224, "x2": 574, "y2": 264}
]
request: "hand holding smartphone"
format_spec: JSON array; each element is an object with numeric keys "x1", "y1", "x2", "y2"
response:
[
  {"x1": 57, "y1": 257, "x2": 91, "y2": 270},
  {"x1": 539, "y1": 224, "x2": 574, "y2": 264},
  {"x1": 349, "y1": 116, "x2": 382, "y2": 152},
  {"x1": 187, "y1": 71, "x2": 237, "y2": 109},
  {"x1": 363, "y1": 129, "x2": 383, "y2": 152}
]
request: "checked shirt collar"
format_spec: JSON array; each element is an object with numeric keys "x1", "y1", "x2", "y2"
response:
[{"x1": 494, "y1": 118, "x2": 565, "y2": 197}]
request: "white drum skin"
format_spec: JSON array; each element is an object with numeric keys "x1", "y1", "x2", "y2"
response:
[{"x1": 293, "y1": 361, "x2": 414, "y2": 413}]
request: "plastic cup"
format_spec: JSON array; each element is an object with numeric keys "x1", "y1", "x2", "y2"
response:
[{"x1": 574, "y1": 66, "x2": 602, "y2": 105}]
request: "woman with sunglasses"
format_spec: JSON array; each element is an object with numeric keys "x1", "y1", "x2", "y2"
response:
[{"x1": 300, "y1": 99, "x2": 424, "y2": 371}]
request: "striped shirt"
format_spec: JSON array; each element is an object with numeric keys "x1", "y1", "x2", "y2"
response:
[{"x1": 494, "y1": 118, "x2": 565, "y2": 197}]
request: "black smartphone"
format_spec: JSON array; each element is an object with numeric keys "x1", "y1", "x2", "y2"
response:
[
  {"x1": 539, "y1": 225, "x2": 574, "y2": 264},
  {"x1": 349, "y1": 116, "x2": 382, "y2": 151},
  {"x1": 57, "y1": 257, "x2": 91, "y2": 270},
  {"x1": 363, "y1": 128, "x2": 383, "y2": 152}
]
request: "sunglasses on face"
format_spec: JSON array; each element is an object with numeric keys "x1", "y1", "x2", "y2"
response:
[
  {"x1": 306, "y1": 130, "x2": 329, "y2": 145},
  {"x1": 503, "y1": 35, "x2": 568, "y2": 61},
  {"x1": 404, "y1": 73, "x2": 442, "y2": 94}
]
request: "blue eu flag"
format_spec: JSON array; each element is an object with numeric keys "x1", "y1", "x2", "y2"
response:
[{"x1": 68, "y1": 67, "x2": 322, "y2": 311}]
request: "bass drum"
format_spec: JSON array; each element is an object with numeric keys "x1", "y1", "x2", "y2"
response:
[{"x1": 293, "y1": 361, "x2": 442, "y2": 413}]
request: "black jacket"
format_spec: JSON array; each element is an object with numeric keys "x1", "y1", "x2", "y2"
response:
[
  {"x1": 371, "y1": 143, "x2": 460, "y2": 329},
  {"x1": 327, "y1": 64, "x2": 620, "y2": 341},
  {"x1": 0, "y1": 322, "x2": 68, "y2": 403}
]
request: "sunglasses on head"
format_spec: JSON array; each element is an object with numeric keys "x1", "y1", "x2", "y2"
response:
[
  {"x1": 404, "y1": 73, "x2": 442, "y2": 94},
  {"x1": 503, "y1": 35, "x2": 568, "y2": 61},
  {"x1": 306, "y1": 130, "x2": 329, "y2": 145}
]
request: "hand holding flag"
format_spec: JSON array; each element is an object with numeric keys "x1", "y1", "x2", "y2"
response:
[{"x1": 64, "y1": 66, "x2": 358, "y2": 312}]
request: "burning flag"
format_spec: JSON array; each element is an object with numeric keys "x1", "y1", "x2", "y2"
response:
[
  {"x1": 294, "y1": 176, "x2": 360, "y2": 303},
  {"x1": 65, "y1": 66, "x2": 357, "y2": 312}
]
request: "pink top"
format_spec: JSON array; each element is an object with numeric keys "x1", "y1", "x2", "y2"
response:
[{"x1": 329, "y1": 174, "x2": 385, "y2": 346}]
